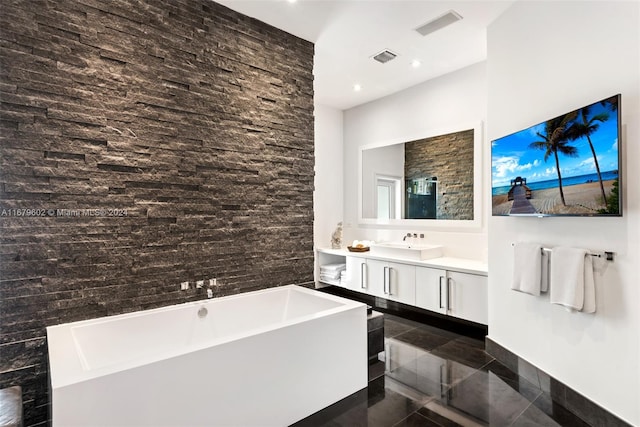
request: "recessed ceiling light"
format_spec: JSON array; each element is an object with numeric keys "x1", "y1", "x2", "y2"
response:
[
  {"x1": 353, "y1": 84, "x2": 362, "y2": 92},
  {"x1": 287, "y1": 0, "x2": 297, "y2": 3},
  {"x1": 411, "y1": 59, "x2": 421, "y2": 68}
]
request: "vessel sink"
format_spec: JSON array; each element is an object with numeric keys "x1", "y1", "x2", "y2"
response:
[{"x1": 369, "y1": 242, "x2": 443, "y2": 260}]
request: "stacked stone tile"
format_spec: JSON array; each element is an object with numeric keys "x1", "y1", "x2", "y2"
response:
[
  {"x1": 0, "y1": 1, "x2": 315, "y2": 424},
  {"x1": 404, "y1": 129, "x2": 474, "y2": 220}
]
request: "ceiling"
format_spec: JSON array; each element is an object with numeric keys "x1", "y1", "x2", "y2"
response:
[{"x1": 215, "y1": 0, "x2": 515, "y2": 110}]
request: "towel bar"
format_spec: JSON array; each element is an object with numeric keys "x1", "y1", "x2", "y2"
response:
[
  {"x1": 511, "y1": 244, "x2": 614, "y2": 261},
  {"x1": 541, "y1": 248, "x2": 614, "y2": 262}
]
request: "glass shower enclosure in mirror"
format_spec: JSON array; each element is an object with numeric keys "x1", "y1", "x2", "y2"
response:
[
  {"x1": 406, "y1": 177, "x2": 438, "y2": 219},
  {"x1": 358, "y1": 122, "x2": 482, "y2": 228}
]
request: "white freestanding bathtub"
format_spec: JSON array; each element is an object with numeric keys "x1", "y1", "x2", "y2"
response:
[{"x1": 47, "y1": 285, "x2": 367, "y2": 426}]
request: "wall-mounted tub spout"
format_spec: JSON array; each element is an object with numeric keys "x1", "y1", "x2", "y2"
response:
[{"x1": 197, "y1": 306, "x2": 208, "y2": 318}]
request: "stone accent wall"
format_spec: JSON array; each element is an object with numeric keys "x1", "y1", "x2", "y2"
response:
[
  {"x1": 0, "y1": 1, "x2": 314, "y2": 425},
  {"x1": 404, "y1": 129, "x2": 474, "y2": 220}
]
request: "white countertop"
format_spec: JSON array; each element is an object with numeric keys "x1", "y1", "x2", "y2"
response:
[{"x1": 317, "y1": 247, "x2": 488, "y2": 276}]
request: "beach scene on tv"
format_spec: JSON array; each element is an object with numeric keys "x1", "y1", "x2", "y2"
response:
[{"x1": 492, "y1": 95, "x2": 620, "y2": 216}]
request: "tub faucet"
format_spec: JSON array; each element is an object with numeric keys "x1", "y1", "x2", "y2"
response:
[
  {"x1": 403, "y1": 233, "x2": 412, "y2": 241},
  {"x1": 197, "y1": 306, "x2": 208, "y2": 318}
]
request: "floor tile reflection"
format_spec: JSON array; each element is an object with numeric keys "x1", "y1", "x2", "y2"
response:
[
  {"x1": 431, "y1": 338, "x2": 494, "y2": 369},
  {"x1": 384, "y1": 318, "x2": 417, "y2": 338},
  {"x1": 293, "y1": 376, "x2": 429, "y2": 427},
  {"x1": 434, "y1": 370, "x2": 541, "y2": 426},
  {"x1": 394, "y1": 328, "x2": 451, "y2": 351},
  {"x1": 385, "y1": 340, "x2": 477, "y2": 398},
  {"x1": 530, "y1": 393, "x2": 591, "y2": 427},
  {"x1": 511, "y1": 403, "x2": 562, "y2": 427},
  {"x1": 293, "y1": 315, "x2": 593, "y2": 427}
]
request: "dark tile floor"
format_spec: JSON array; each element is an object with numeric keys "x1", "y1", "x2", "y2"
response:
[{"x1": 293, "y1": 314, "x2": 591, "y2": 427}]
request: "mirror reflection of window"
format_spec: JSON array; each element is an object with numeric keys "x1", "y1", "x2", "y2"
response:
[{"x1": 375, "y1": 176, "x2": 401, "y2": 219}]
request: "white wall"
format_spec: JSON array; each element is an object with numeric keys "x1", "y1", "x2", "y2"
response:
[
  {"x1": 342, "y1": 62, "x2": 488, "y2": 259},
  {"x1": 314, "y1": 104, "x2": 344, "y2": 249},
  {"x1": 487, "y1": 2, "x2": 639, "y2": 425},
  {"x1": 361, "y1": 144, "x2": 404, "y2": 218}
]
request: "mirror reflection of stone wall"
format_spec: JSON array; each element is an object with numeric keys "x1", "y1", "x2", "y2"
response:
[{"x1": 404, "y1": 129, "x2": 474, "y2": 220}]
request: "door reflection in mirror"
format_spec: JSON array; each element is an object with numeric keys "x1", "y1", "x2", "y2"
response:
[{"x1": 375, "y1": 175, "x2": 401, "y2": 219}]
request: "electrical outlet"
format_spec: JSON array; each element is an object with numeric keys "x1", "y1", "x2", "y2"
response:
[
  {"x1": 196, "y1": 280, "x2": 204, "y2": 288},
  {"x1": 180, "y1": 281, "x2": 189, "y2": 290}
]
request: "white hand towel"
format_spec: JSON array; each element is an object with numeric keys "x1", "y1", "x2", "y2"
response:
[
  {"x1": 582, "y1": 254, "x2": 596, "y2": 313},
  {"x1": 549, "y1": 247, "x2": 596, "y2": 313},
  {"x1": 512, "y1": 242, "x2": 543, "y2": 296}
]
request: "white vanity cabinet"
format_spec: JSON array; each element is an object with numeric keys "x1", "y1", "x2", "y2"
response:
[
  {"x1": 415, "y1": 267, "x2": 448, "y2": 315},
  {"x1": 345, "y1": 257, "x2": 415, "y2": 304},
  {"x1": 415, "y1": 267, "x2": 487, "y2": 324},
  {"x1": 318, "y1": 249, "x2": 488, "y2": 325},
  {"x1": 367, "y1": 259, "x2": 415, "y2": 305},
  {"x1": 344, "y1": 256, "x2": 368, "y2": 292},
  {"x1": 447, "y1": 271, "x2": 488, "y2": 324}
]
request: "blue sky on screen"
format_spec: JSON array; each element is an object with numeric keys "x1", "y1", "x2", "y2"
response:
[{"x1": 491, "y1": 101, "x2": 619, "y2": 189}]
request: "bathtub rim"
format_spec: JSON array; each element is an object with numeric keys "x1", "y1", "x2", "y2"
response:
[{"x1": 47, "y1": 285, "x2": 366, "y2": 389}]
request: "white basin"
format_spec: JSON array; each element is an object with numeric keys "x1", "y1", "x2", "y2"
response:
[{"x1": 369, "y1": 242, "x2": 443, "y2": 260}]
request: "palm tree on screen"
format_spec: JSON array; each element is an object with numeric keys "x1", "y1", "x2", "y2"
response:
[
  {"x1": 601, "y1": 95, "x2": 618, "y2": 112},
  {"x1": 566, "y1": 105, "x2": 610, "y2": 204},
  {"x1": 529, "y1": 113, "x2": 579, "y2": 206}
]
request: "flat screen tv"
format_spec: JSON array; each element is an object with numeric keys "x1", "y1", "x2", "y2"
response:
[{"x1": 491, "y1": 94, "x2": 621, "y2": 217}]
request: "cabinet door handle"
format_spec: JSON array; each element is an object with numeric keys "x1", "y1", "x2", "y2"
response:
[
  {"x1": 384, "y1": 266, "x2": 391, "y2": 295},
  {"x1": 447, "y1": 277, "x2": 452, "y2": 311},
  {"x1": 439, "y1": 276, "x2": 445, "y2": 309},
  {"x1": 361, "y1": 263, "x2": 367, "y2": 289}
]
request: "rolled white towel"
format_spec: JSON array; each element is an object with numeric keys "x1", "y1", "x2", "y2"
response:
[{"x1": 320, "y1": 263, "x2": 346, "y2": 272}]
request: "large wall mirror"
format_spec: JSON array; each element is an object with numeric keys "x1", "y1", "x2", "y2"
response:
[{"x1": 358, "y1": 122, "x2": 483, "y2": 229}]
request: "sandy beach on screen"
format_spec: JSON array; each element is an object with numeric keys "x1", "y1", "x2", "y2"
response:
[{"x1": 492, "y1": 180, "x2": 615, "y2": 215}]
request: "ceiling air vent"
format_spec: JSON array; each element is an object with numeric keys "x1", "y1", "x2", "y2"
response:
[
  {"x1": 372, "y1": 50, "x2": 397, "y2": 64},
  {"x1": 415, "y1": 10, "x2": 463, "y2": 37}
]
